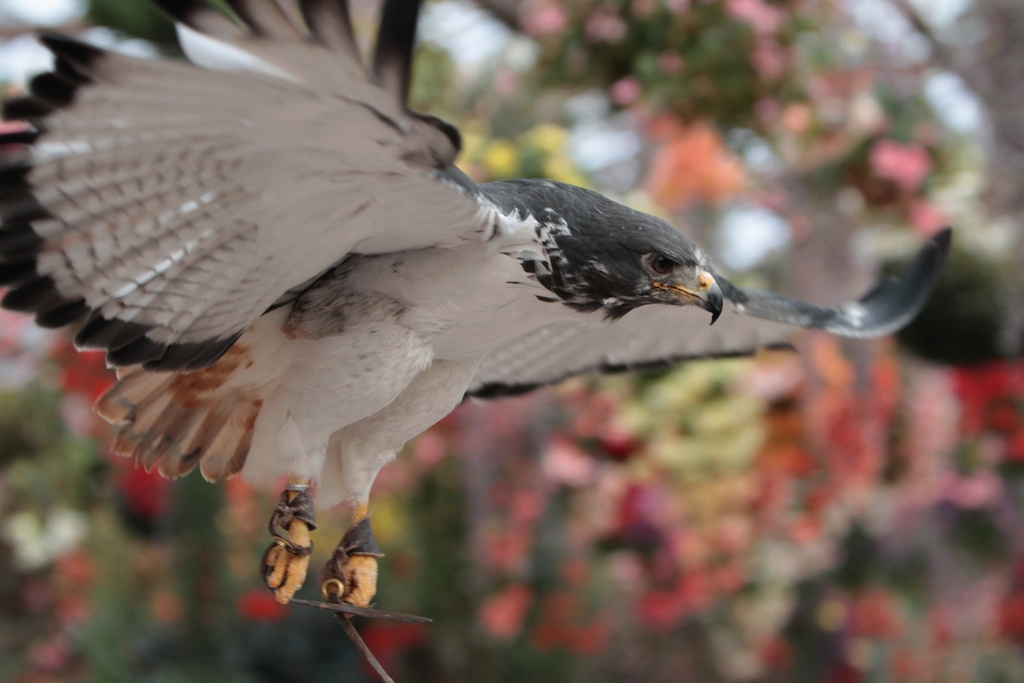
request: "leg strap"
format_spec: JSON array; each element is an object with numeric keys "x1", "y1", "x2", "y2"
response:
[
  {"x1": 267, "y1": 487, "x2": 317, "y2": 557},
  {"x1": 320, "y1": 516, "x2": 384, "y2": 602}
]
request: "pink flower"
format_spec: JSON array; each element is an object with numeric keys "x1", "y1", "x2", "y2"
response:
[
  {"x1": 521, "y1": 2, "x2": 568, "y2": 36},
  {"x1": 631, "y1": 0, "x2": 657, "y2": 19},
  {"x1": 543, "y1": 436, "x2": 596, "y2": 487},
  {"x1": 0, "y1": 120, "x2": 30, "y2": 153},
  {"x1": 755, "y1": 98, "x2": 782, "y2": 126},
  {"x1": 908, "y1": 199, "x2": 947, "y2": 236},
  {"x1": 413, "y1": 431, "x2": 447, "y2": 466},
  {"x1": 943, "y1": 470, "x2": 1003, "y2": 509},
  {"x1": 609, "y1": 76, "x2": 641, "y2": 106},
  {"x1": 658, "y1": 50, "x2": 684, "y2": 75},
  {"x1": 726, "y1": 0, "x2": 784, "y2": 35},
  {"x1": 870, "y1": 139, "x2": 933, "y2": 192},
  {"x1": 584, "y1": 6, "x2": 627, "y2": 43},
  {"x1": 665, "y1": 0, "x2": 690, "y2": 15},
  {"x1": 0, "y1": 120, "x2": 30, "y2": 135},
  {"x1": 495, "y1": 68, "x2": 518, "y2": 97},
  {"x1": 752, "y1": 39, "x2": 788, "y2": 80}
]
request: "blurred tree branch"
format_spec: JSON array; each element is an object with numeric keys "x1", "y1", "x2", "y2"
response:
[{"x1": 888, "y1": 0, "x2": 955, "y2": 70}]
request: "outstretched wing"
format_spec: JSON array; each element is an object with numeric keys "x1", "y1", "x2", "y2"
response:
[
  {"x1": 468, "y1": 229, "x2": 950, "y2": 397},
  {"x1": 0, "y1": 0, "x2": 492, "y2": 371}
]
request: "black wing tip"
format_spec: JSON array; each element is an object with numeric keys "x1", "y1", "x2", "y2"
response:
[
  {"x1": 372, "y1": 0, "x2": 423, "y2": 104},
  {"x1": 149, "y1": 0, "x2": 208, "y2": 22},
  {"x1": 35, "y1": 299, "x2": 89, "y2": 328},
  {"x1": 142, "y1": 332, "x2": 242, "y2": 371},
  {"x1": 467, "y1": 381, "x2": 543, "y2": 399},
  {"x1": 931, "y1": 226, "x2": 953, "y2": 252},
  {"x1": 2, "y1": 97, "x2": 54, "y2": 122},
  {"x1": 415, "y1": 113, "x2": 462, "y2": 154},
  {"x1": 2, "y1": 38, "x2": 94, "y2": 131},
  {"x1": 74, "y1": 312, "x2": 242, "y2": 370},
  {"x1": 106, "y1": 336, "x2": 169, "y2": 366},
  {"x1": 904, "y1": 226, "x2": 952, "y2": 295},
  {"x1": 75, "y1": 313, "x2": 145, "y2": 350},
  {"x1": 0, "y1": 226, "x2": 42, "y2": 257},
  {"x1": 0, "y1": 127, "x2": 40, "y2": 146},
  {"x1": 29, "y1": 72, "x2": 79, "y2": 108},
  {"x1": 1, "y1": 275, "x2": 75, "y2": 318},
  {"x1": 38, "y1": 32, "x2": 104, "y2": 66},
  {"x1": 836, "y1": 227, "x2": 953, "y2": 337},
  {"x1": 0, "y1": 260, "x2": 37, "y2": 286}
]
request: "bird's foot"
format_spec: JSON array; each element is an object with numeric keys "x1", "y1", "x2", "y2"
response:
[
  {"x1": 320, "y1": 516, "x2": 383, "y2": 609},
  {"x1": 261, "y1": 482, "x2": 317, "y2": 604}
]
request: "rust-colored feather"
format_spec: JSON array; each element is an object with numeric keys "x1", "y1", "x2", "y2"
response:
[{"x1": 96, "y1": 343, "x2": 265, "y2": 482}]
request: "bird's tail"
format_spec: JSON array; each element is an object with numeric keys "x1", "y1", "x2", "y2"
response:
[{"x1": 95, "y1": 356, "x2": 262, "y2": 482}]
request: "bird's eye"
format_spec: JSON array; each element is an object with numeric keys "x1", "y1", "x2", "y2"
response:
[{"x1": 648, "y1": 255, "x2": 676, "y2": 275}]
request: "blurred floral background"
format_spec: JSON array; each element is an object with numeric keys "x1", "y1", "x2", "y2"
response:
[{"x1": 1, "y1": 0, "x2": 1023, "y2": 681}]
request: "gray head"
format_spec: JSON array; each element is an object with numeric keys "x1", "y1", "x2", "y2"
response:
[{"x1": 483, "y1": 179, "x2": 724, "y2": 322}]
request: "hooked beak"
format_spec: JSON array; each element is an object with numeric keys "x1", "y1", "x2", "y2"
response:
[
  {"x1": 700, "y1": 279, "x2": 724, "y2": 325},
  {"x1": 653, "y1": 271, "x2": 724, "y2": 325}
]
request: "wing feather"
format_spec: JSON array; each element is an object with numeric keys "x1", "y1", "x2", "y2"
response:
[
  {"x1": 719, "y1": 229, "x2": 950, "y2": 338},
  {"x1": 372, "y1": 0, "x2": 422, "y2": 102},
  {"x1": 0, "y1": 1, "x2": 483, "y2": 370},
  {"x1": 300, "y1": 0, "x2": 362, "y2": 62},
  {"x1": 468, "y1": 231, "x2": 949, "y2": 397}
]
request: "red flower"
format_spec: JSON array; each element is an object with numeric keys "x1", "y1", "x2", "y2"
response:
[
  {"x1": 636, "y1": 571, "x2": 711, "y2": 630},
  {"x1": 49, "y1": 337, "x2": 114, "y2": 403},
  {"x1": 237, "y1": 590, "x2": 289, "y2": 621},
  {"x1": 358, "y1": 621, "x2": 427, "y2": 675},
  {"x1": 851, "y1": 590, "x2": 900, "y2": 639},
  {"x1": 599, "y1": 419, "x2": 641, "y2": 462},
  {"x1": 480, "y1": 583, "x2": 533, "y2": 639},
  {"x1": 828, "y1": 663, "x2": 864, "y2": 683},
  {"x1": 953, "y1": 361, "x2": 1024, "y2": 434},
  {"x1": 530, "y1": 592, "x2": 610, "y2": 654},
  {"x1": 998, "y1": 594, "x2": 1024, "y2": 642},
  {"x1": 117, "y1": 464, "x2": 171, "y2": 520},
  {"x1": 758, "y1": 637, "x2": 792, "y2": 670},
  {"x1": 1007, "y1": 431, "x2": 1024, "y2": 463}
]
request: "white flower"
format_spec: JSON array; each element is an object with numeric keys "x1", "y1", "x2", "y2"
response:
[{"x1": 1, "y1": 508, "x2": 89, "y2": 571}]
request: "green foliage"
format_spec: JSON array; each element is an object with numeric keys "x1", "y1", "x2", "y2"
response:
[
  {"x1": 535, "y1": 0, "x2": 806, "y2": 129},
  {"x1": 0, "y1": 385, "x2": 101, "y2": 510},
  {"x1": 894, "y1": 248, "x2": 1008, "y2": 365},
  {"x1": 87, "y1": 0, "x2": 177, "y2": 47}
]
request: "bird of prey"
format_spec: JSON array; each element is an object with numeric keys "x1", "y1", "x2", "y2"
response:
[{"x1": 0, "y1": 0, "x2": 948, "y2": 619}]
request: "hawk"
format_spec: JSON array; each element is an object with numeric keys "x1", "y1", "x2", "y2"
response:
[{"x1": 0, "y1": 0, "x2": 948, "y2": 617}]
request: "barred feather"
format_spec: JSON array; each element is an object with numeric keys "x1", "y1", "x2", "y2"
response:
[
  {"x1": 0, "y1": 0, "x2": 474, "y2": 370},
  {"x1": 95, "y1": 338, "x2": 272, "y2": 481}
]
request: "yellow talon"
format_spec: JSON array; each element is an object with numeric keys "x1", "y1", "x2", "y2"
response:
[
  {"x1": 320, "y1": 504, "x2": 381, "y2": 608},
  {"x1": 273, "y1": 516, "x2": 311, "y2": 604},
  {"x1": 264, "y1": 543, "x2": 286, "y2": 588},
  {"x1": 341, "y1": 555, "x2": 379, "y2": 608},
  {"x1": 262, "y1": 479, "x2": 315, "y2": 604}
]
